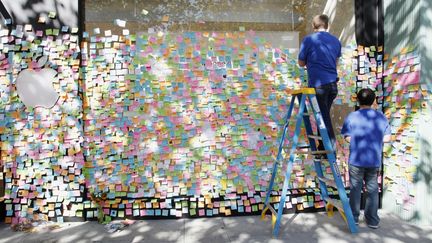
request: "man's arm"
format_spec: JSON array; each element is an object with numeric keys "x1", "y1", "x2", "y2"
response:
[{"x1": 298, "y1": 37, "x2": 308, "y2": 68}]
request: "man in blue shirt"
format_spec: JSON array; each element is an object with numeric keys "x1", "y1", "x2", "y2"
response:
[
  {"x1": 341, "y1": 88, "x2": 391, "y2": 229},
  {"x1": 298, "y1": 14, "x2": 341, "y2": 150}
]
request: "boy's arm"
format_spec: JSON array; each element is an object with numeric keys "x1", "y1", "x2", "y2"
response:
[
  {"x1": 383, "y1": 120, "x2": 392, "y2": 143},
  {"x1": 341, "y1": 117, "x2": 350, "y2": 143}
]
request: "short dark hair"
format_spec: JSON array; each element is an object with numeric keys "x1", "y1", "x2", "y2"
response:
[
  {"x1": 312, "y1": 14, "x2": 329, "y2": 29},
  {"x1": 357, "y1": 88, "x2": 376, "y2": 106}
]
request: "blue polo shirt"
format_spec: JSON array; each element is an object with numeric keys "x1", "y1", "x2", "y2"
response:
[
  {"x1": 298, "y1": 31, "x2": 341, "y2": 87},
  {"x1": 341, "y1": 108, "x2": 391, "y2": 168}
]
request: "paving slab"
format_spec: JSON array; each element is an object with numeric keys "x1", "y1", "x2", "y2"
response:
[{"x1": 0, "y1": 210, "x2": 431, "y2": 243}]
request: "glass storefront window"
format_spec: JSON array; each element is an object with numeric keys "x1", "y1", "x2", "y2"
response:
[{"x1": 85, "y1": 0, "x2": 310, "y2": 49}]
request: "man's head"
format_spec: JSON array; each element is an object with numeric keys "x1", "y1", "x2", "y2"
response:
[
  {"x1": 312, "y1": 14, "x2": 329, "y2": 30},
  {"x1": 357, "y1": 88, "x2": 376, "y2": 106}
]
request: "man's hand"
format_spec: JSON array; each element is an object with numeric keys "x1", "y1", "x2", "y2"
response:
[{"x1": 298, "y1": 59, "x2": 306, "y2": 67}]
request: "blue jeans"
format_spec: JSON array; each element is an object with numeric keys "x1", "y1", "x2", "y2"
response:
[
  {"x1": 314, "y1": 82, "x2": 338, "y2": 150},
  {"x1": 349, "y1": 165, "x2": 380, "y2": 226}
]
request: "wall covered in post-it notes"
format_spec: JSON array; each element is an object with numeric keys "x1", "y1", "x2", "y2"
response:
[
  {"x1": 81, "y1": 31, "x2": 306, "y2": 218},
  {"x1": 0, "y1": 27, "x2": 85, "y2": 224},
  {"x1": 382, "y1": 47, "x2": 432, "y2": 223},
  {"x1": 382, "y1": 0, "x2": 432, "y2": 226},
  {"x1": 80, "y1": 30, "x2": 358, "y2": 219},
  {"x1": 1, "y1": 25, "x2": 358, "y2": 221}
]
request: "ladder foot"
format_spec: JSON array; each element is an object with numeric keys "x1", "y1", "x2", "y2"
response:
[
  {"x1": 261, "y1": 207, "x2": 269, "y2": 220},
  {"x1": 326, "y1": 202, "x2": 334, "y2": 218},
  {"x1": 271, "y1": 214, "x2": 277, "y2": 229}
]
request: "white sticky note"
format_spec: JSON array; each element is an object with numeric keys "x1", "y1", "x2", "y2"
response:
[
  {"x1": 115, "y1": 19, "x2": 127, "y2": 27},
  {"x1": 24, "y1": 24, "x2": 32, "y2": 31}
]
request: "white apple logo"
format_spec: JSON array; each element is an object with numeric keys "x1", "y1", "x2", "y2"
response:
[{"x1": 16, "y1": 56, "x2": 60, "y2": 109}]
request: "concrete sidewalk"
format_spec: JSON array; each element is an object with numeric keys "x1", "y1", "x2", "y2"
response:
[{"x1": 1, "y1": 210, "x2": 431, "y2": 243}]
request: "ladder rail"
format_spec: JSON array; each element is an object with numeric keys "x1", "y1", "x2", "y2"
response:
[
  {"x1": 308, "y1": 94, "x2": 358, "y2": 233},
  {"x1": 263, "y1": 95, "x2": 296, "y2": 208},
  {"x1": 273, "y1": 94, "x2": 307, "y2": 236}
]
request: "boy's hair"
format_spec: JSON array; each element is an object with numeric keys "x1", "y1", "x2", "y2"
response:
[
  {"x1": 312, "y1": 14, "x2": 329, "y2": 30},
  {"x1": 357, "y1": 88, "x2": 376, "y2": 106}
]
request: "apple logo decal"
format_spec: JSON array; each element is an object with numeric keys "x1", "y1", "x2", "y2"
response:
[{"x1": 16, "y1": 56, "x2": 60, "y2": 109}]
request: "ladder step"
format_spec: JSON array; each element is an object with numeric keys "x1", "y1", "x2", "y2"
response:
[
  {"x1": 308, "y1": 135, "x2": 322, "y2": 140},
  {"x1": 313, "y1": 158, "x2": 328, "y2": 163},
  {"x1": 310, "y1": 150, "x2": 332, "y2": 155},
  {"x1": 296, "y1": 144, "x2": 310, "y2": 149},
  {"x1": 323, "y1": 197, "x2": 344, "y2": 213},
  {"x1": 317, "y1": 176, "x2": 338, "y2": 188},
  {"x1": 295, "y1": 150, "x2": 332, "y2": 155}
]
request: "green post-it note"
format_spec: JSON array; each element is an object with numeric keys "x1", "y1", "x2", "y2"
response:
[{"x1": 48, "y1": 12, "x2": 56, "y2": 18}]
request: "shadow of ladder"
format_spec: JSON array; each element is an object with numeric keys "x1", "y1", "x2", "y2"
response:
[{"x1": 260, "y1": 88, "x2": 358, "y2": 236}]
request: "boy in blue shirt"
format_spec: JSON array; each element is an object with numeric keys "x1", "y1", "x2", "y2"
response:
[{"x1": 341, "y1": 88, "x2": 391, "y2": 229}]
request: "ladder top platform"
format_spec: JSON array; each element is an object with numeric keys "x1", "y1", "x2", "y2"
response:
[{"x1": 289, "y1": 88, "x2": 316, "y2": 95}]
